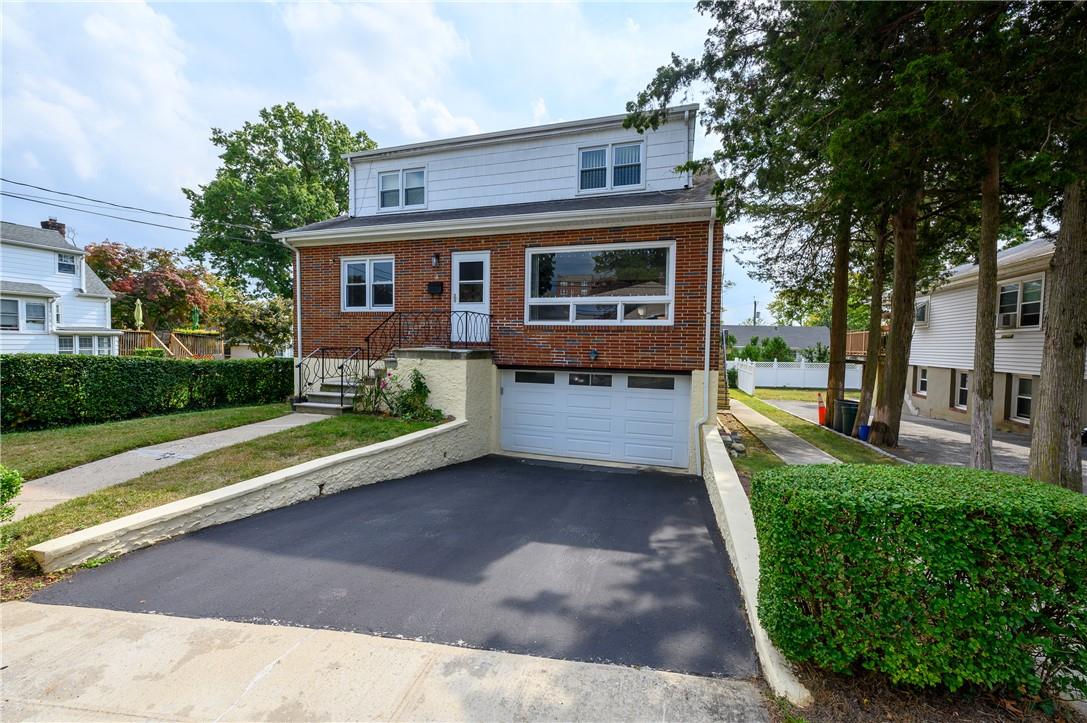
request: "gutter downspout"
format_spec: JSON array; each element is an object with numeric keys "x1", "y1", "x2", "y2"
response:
[
  {"x1": 293, "y1": 245, "x2": 302, "y2": 395},
  {"x1": 694, "y1": 210, "x2": 717, "y2": 475}
]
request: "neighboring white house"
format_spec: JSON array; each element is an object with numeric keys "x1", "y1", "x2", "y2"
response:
[
  {"x1": 907, "y1": 238, "x2": 1087, "y2": 430},
  {"x1": 0, "y1": 219, "x2": 119, "y2": 355}
]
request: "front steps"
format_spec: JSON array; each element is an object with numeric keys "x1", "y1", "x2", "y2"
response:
[{"x1": 292, "y1": 357, "x2": 397, "y2": 415}]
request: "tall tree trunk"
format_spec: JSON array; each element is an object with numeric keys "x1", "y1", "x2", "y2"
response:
[
  {"x1": 825, "y1": 206, "x2": 852, "y2": 428},
  {"x1": 1029, "y1": 176, "x2": 1087, "y2": 492},
  {"x1": 971, "y1": 146, "x2": 1000, "y2": 469},
  {"x1": 869, "y1": 188, "x2": 921, "y2": 448},
  {"x1": 852, "y1": 216, "x2": 889, "y2": 437}
]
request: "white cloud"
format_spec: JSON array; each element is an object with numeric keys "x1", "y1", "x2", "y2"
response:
[
  {"x1": 281, "y1": 2, "x2": 479, "y2": 141},
  {"x1": 531, "y1": 98, "x2": 549, "y2": 125}
]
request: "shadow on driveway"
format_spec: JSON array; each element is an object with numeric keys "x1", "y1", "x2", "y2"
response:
[{"x1": 33, "y1": 455, "x2": 758, "y2": 678}]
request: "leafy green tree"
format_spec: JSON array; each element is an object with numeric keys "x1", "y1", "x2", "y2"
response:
[
  {"x1": 220, "y1": 296, "x2": 294, "y2": 358},
  {"x1": 184, "y1": 103, "x2": 375, "y2": 296}
]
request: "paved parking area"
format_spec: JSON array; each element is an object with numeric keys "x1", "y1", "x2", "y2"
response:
[{"x1": 33, "y1": 455, "x2": 757, "y2": 679}]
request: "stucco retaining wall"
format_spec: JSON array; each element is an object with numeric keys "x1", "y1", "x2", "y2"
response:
[
  {"x1": 701, "y1": 423, "x2": 812, "y2": 707},
  {"x1": 29, "y1": 419, "x2": 484, "y2": 573}
]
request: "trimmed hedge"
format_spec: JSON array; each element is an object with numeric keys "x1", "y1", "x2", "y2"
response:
[
  {"x1": 751, "y1": 464, "x2": 1087, "y2": 698},
  {"x1": 1, "y1": 354, "x2": 293, "y2": 431}
]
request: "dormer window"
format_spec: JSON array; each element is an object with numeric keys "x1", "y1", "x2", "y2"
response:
[
  {"x1": 577, "y1": 142, "x2": 645, "y2": 193},
  {"x1": 379, "y1": 168, "x2": 426, "y2": 210},
  {"x1": 57, "y1": 253, "x2": 77, "y2": 274}
]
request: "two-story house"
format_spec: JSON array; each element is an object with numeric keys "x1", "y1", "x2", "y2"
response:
[
  {"x1": 907, "y1": 238, "x2": 1087, "y2": 431},
  {"x1": 0, "y1": 219, "x2": 118, "y2": 355},
  {"x1": 278, "y1": 106, "x2": 721, "y2": 471}
]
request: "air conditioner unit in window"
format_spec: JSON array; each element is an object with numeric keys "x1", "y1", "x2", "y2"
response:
[{"x1": 998, "y1": 312, "x2": 1017, "y2": 329}]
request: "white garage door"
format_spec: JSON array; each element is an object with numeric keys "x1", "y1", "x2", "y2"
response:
[{"x1": 500, "y1": 369, "x2": 691, "y2": 467}]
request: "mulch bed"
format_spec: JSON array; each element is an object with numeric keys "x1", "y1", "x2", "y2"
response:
[
  {"x1": 1, "y1": 551, "x2": 74, "y2": 601},
  {"x1": 766, "y1": 664, "x2": 1086, "y2": 723}
]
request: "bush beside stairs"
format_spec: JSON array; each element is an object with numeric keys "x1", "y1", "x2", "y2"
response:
[{"x1": 293, "y1": 356, "x2": 397, "y2": 416}]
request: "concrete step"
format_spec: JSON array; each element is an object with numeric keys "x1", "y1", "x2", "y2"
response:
[
  {"x1": 292, "y1": 401, "x2": 352, "y2": 416},
  {"x1": 306, "y1": 391, "x2": 355, "y2": 405}
]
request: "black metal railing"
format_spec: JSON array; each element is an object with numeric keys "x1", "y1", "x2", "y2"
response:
[
  {"x1": 295, "y1": 346, "x2": 365, "y2": 407},
  {"x1": 364, "y1": 311, "x2": 491, "y2": 376}
]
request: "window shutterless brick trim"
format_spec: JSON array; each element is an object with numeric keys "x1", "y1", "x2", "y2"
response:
[{"x1": 294, "y1": 220, "x2": 722, "y2": 372}]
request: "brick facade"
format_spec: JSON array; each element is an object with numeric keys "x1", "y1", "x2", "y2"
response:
[{"x1": 296, "y1": 220, "x2": 721, "y2": 372}]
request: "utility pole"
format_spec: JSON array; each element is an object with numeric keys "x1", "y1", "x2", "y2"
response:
[{"x1": 752, "y1": 299, "x2": 757, "y2": 325}]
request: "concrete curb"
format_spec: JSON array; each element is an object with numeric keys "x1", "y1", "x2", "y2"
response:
[
  {"x1": 700, "y1": 425, "x2": 812, "y2": 707},
  {"x1": 29, "y1": 419, "x2": 480, "y2": 572},
  {"x1": 762, "y1": 401, "x2": 909, "y2": 464}
]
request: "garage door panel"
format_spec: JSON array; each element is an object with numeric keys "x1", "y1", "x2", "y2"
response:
[{"x1": 501, "y1": 370, "x2": 690, "y2": 467}]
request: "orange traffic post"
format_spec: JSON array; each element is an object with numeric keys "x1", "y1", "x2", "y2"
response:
[{"x1": 817, "y1": 392, "x2": 827, "y2": 426}]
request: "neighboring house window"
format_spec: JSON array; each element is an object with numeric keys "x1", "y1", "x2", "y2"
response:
[
  {"x1": 915, "y1": 367, "x2": 928, "y2": 396},
  {"x1": 54, "y1": 301, "x2": 62, "y2": 324},
  {"x1": 58, "y1": 336, "x2": 74, "y2": 354},
  {"x1": 579, "y1": 148, "x2": 607, "y2": 190},
  {"x1": 24, "y1": 302, "x2": 46, "y2": 332},
  {"x1": 342, "y1": 257, "x2": 395, "y2": 311},
  {"x1": 578, "y1": 142, "x2": 645, "y2": 192},
  {"x1": 914, "y1": 299, "x2": 929, "y2": 326},
  {"x1": 956, "y1": 371, "x2": 969, "y2": 409},
  {"x1": 78, "y1": 336, "x2": 94, "y2": 355},
  {"x1": 525, "y1": 241, "x2": 674, "y2": 325},
  {"x1": 0, "y1": 299, "x2": 18, "y2": 330},
  {"x1": 97, "y1": 336, "x2": 113, "y2": 355},
  {"x1": 57, "y1": 253, "x2": 77, "y2": 274},
  {"x1": 1012, "y1": 375, "x2": 1033, "y2": 422},
  {"x1": 997, "y1": 276, "x2": 1043, "y2": 329},
  {"x1": 378, "y1": 168, "x2": 425, "y2": 209}
]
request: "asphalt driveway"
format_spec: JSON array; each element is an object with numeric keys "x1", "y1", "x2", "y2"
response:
[{"x1": 33, "y1": 455, "x2": 757, "y2": 679}]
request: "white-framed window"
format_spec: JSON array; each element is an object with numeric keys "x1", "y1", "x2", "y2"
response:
[
  {"x1": 54, "y1": 301, "x2": 62, "y2": 325},
  {"x1": 0, "y1": 299, "x2": 19, "y2": 330},
  {"x1": 1012, "y1": 375, "x2": 1033, "y2": 422},
  {"x1": 378, "y1": 168, "x2": 426, "y2": 210},
  {"x1": 577, "y1": 141, "x2": 645, "y2": 193},
  {"x1": 914, "y1": 299, "x2": 929, "y2": 326},
  {"x1": 96, "y1": 336, "x2": 114, "y2": 355},
  {"x1": 24, "y1": 302, "x2": 46, "y2": 332},
  {"x1": 58, "y1": 336, "x2": 74, "y2": 354},
  {"x1": 342, "y1": 256, "x2": 395, "y2": 311},
  {"x1": 78, "y1": 336, "x2": 94, "y2": 355},
  {"x1": 57, "y1": 253, "x2": 77, "y2": 274},
  {"x1": 915, "y1": 367, "x2": 928, "y2": 396},
  {"x1": 524, "y1": 240, "x2": 674, "y2": 325},
  {"x1": 956, "y1": 371, "x2": 969, "y2": 410},
  {"x1": 997, "y1": 275, "x2": 1043, "y2": 330}
]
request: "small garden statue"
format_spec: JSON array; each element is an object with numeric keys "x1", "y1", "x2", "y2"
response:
[{"x1": 190, "y1": 306, "x2": 201, "y2": 329}]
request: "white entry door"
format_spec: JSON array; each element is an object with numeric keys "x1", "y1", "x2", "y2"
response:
[
  {"x1": 500, "y1": 370, "x2": 691, "y2": 467},
  {"x1": 451, "y1": 251, "x2": 490, "y2": 343}
]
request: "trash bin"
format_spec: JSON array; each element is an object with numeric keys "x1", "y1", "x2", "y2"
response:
[
  {"x1": 831, "y1": 402, "x2": 843, "y2": 432},
  {"x1": 838, "y1": 398, "x2": 860, "y2": 436}
]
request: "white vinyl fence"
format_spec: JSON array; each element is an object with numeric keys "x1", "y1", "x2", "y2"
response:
[{"x1": 731, "y1": 359, "x2": 862, "y2": 394}]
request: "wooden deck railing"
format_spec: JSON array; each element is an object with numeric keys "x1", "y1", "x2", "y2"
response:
[
  {"x1": 119, "y1": 330, "x2": 172, "y2": 356},
  {"x1": 846, "y1": 329, "x2": 889, "y2": 358},
  {"x1": 119, "y1": 330, "x2": 224, "y2": 359}
]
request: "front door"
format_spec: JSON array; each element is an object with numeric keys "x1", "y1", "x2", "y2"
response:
[{"x1": 451, "y1": 251, "x2": 490, "y2": 343}]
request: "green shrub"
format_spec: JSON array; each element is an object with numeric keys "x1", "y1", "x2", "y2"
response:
[
  {"x1": 726, "y1": 366, "x2": 738, "y2": 388},
  {"x1": 131, "y1": 347, "x2": 167, "y2": 358},
  {"x1": 355, "y1": 368, "x2": 443, "y2": 423},
  {"x1": 751, "y1": 464, "x2": 1087, "y2": 698},
  {"x1": 0, "y1": 463, "x2": 24, "y2": 522},
  {"x1": 0, "y1": 355, "x2": 293, "y2": 431}
]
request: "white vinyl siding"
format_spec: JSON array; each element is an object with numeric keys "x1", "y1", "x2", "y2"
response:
[{"x1": 351, "y1": 120, "x2": 690, "y2": 216}]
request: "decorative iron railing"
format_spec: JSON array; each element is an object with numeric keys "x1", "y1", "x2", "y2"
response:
[
  {"x1": 363, "y1": 310, "x2": 491, "y2": 376},
  {"x1": 295, "y1": 346, "x2": 365, "y2": 406}
]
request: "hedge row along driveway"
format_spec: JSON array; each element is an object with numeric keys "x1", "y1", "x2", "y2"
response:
[{"x1": 1, "y1": 355, "x2": 293, "y2": 431}]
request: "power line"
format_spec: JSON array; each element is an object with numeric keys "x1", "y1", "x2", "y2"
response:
[
  {"x1": 0, "y1": 177, "x2": 270, "y2": 234},
  {"x1": 1, "y1": 192, "x2": 289, "y2": 251}
]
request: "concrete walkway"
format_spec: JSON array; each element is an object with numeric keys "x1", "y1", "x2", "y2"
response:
[
  {"x1": 12, "y1": 413, "x2": 325, "y2": 521},
  {"x1": 1, "y1": 602, "x2": 769, "y2": 722},
  {"x1": 728, "y1": 399, "x2": 839, "y2": 465}
]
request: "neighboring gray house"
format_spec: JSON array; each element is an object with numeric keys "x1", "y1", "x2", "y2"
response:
[
  {"x1": 724, "y1": 325, "x2": 829, "y2": 353},
  {"x1": 0, "y1": 219, "x2": 118, "y2": 355}
]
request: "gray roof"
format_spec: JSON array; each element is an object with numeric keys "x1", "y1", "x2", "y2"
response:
[
  {"x1": 0, "y1": 221, "x2": 81, "y2": 253},
  {"x1": 947, "y1": 237, "x2": 1054, "y2": 281},
  {"x1": 0, "y1": 280, "x2": 60, "y2": 298},
  {"x1": 724, "y1": 325, "x2": 830, "y2": 350},
  {"x1": 283, "y1": 171, "x2": 717, "y2": 236},
  {"x1": 80, "y1": 266, "x2": 115, "y2": 298}
]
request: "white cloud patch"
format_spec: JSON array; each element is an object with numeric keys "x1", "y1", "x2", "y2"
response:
[
  {"x1": 281, "y1": 2, "x2": 479, "y2": 141},
  {"x1": 531, "y1": 98, "x2": 549, "y2": 125}
]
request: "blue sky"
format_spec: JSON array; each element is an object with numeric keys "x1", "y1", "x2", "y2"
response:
[{"x1": 1, "y1": 1, "x2": 772, "y2": 322}]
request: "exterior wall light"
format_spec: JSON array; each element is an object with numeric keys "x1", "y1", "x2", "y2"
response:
[
  {"x1": 432, "y1": 252, "x2": 440, "y2": 268},
  {"x1": 588, "y1": 349, "x2": 599, "y2": 362}
]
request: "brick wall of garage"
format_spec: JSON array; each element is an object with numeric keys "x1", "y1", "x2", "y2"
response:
[{"x1": 294, "y1": 220, "x2": 721, "y2": 372}]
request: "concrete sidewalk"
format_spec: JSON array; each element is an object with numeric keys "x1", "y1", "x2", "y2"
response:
[
  {"x1": 12, "y1": 413, "x2": 324, "y2": 521},
  {"x1": 729, "y1": 399, "x2": 839, "y2": 465},
  {"x1": 1, "y1": 602, "x2": 769, "y2": 722}
]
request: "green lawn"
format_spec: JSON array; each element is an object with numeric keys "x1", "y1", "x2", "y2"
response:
[
  {"x1": 1, "y1": 413, "x2": 433, "y2": 597},
  {"x1": 719, "y1": 413, "x2": 785, "y2": 488},
  {"x1": 1, "y1": 403, "x2": 291, "y2": 480},
  {"x1": 754, "y1": 387, "x2": 861, "y2": 402},
  {"x1": 732, "y1": 389, "x2": 897, "y2": 465}
]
